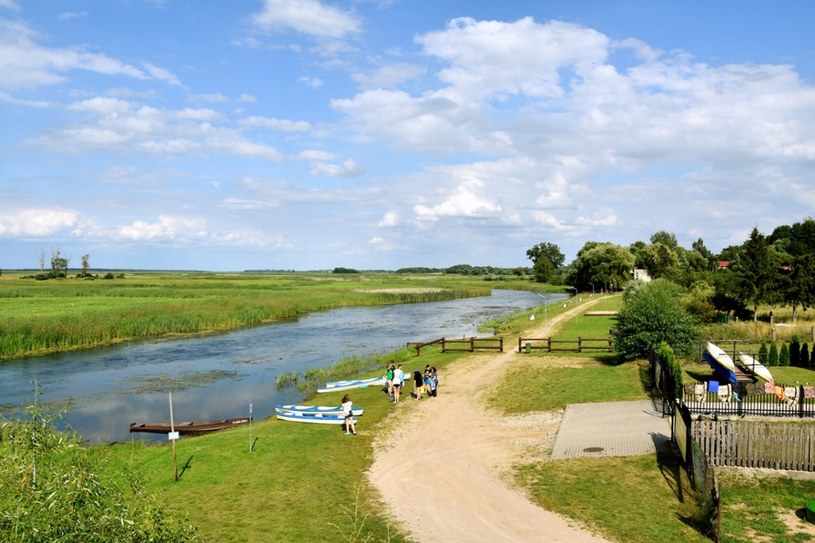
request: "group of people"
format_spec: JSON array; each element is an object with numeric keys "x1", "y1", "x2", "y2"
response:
[
  {"x1": 385, "y1": 362, "x2": 438, "y2": 402},
  {"x1": 342, "y1": 362, "x2": 440, "y2": 435}
]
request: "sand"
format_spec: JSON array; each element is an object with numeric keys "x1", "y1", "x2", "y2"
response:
[{"x1": 368, "y1": 299, "x2": 613, "y2": 543}]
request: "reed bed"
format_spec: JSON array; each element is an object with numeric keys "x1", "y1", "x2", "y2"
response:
[{"x1": 0, "y1": 272, "x2": 512, "y2": 360}]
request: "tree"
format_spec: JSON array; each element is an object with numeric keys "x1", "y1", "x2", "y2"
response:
[
  {"x1": 568, "y1": 241, "x2": 634, "y2": 292},
  {"x1": 49, "y1": 249, "x2": 69, "y2": 278},
  {"x1": 526, "y1": 242, "x2": 565, "y2": 283},
  {"x1": 650, "y1": 230, "x2": 679, "y2": 250},
  {"x1": 780, "y1": 343, "x2": 790, "y2": 366},
  {"x1": 778, "y1": 254, "x2": 815, "y2": 323},
  {"x1": 80, "y1": 254, "x2": 90, "y2": 278},
  {"x1": 769, "y1": 342, "x2": 779, "y2": 366},
  {"x1": 612, "y1": 278, "x2": 700, "y2": 361},
  {"x1": 732, "y1": 227, "x2": 774, "y2": 322}
]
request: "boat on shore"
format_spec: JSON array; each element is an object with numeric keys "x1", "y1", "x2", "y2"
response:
[
  {"x1": 317, "y1": 376, "x2": 385, "y2": 394},
  {"x1": 129, "y1": 417, "x2": 252, "y2": 435},
  {"x1": 703, "y1": 342, "x2": 739, "y2": 385},
  {"x1": 276, "y1": 411, "x2": 355, "y2": 425},
  {"x1": 737, "y1": 352, "x2": 774, "y2": 383},
  {"x1": 275, "y1": 404, "x2": 364, "y2": 416}
]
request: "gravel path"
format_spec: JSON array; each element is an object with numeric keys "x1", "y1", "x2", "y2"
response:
[{"x1": 368, "y1": 298, "x2": 615, "y2": 543}]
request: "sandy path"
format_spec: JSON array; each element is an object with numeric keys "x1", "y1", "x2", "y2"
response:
[{"x1": 368, "y1": 298, "x2": 613, "y2": 543}]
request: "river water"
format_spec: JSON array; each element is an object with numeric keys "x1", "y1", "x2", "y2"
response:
[{"x1": 0, "y1": 289, "x2": 566, "y2": 443}]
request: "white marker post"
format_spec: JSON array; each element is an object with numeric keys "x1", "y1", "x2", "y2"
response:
[
  {"x1": 248, "y1": 401, "x2": 253, "y2": 453},
  {"x1": 168, "y1": 391, "x2": 179, "y2": 482}
]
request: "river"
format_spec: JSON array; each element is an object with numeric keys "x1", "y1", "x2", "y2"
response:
[{"x1": 0, "y1": 289, "x2": 566, "y2": 443}]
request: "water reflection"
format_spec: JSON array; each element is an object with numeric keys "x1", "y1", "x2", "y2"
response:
[{"x1": 0, "y1": 290, "x2": 566, "y2": 443}]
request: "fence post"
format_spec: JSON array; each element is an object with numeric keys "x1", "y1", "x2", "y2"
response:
[{"x1": 499, "y1": 337, "x2": 503, "y2": 352}]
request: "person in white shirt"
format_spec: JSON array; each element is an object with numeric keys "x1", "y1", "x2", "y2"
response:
[
  {"x1": 392, "y1": 364, "x2": 405, "y2": 403},
  {"x1": 341, "y1": 394, "x2": 356, "y2": 435}
]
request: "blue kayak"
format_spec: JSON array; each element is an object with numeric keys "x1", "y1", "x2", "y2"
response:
[
  {"x1": 275, "y1": 404, "x2": 364, "y2": 416},
  {"x1": 317, "y1": 376, "x2": 385, "y2": 394}
]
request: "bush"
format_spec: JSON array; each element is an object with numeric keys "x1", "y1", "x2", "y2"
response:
[
  {"x1": 802, "y1": 344, "x2": 810, "y2": 368},
  {"x1": 758, "y1": 342, "x2": 768, "y2": 365},
  {"x1": 790, "y1": 336, "x2": 801, "y2": 366},
  {"x1": 613, "y1": 279, "x2": 700, "y2": 361},
  {"x1": 769, "y1": 343, "x2": 779, "y2": 366},
  {"x1": 0, "y1": 405, "x2": 200, "y2": 543},
  {"x1": 780, "y1": 343, "x2": 790, "y2": 366}
]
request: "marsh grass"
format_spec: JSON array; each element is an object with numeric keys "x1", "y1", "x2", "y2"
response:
[{"x1": 0, "y1": 272, "x2": 524, "y2": 360}]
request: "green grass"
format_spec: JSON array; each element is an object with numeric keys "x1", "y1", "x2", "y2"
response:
[
  {"x1": 514, "y1": 454, "x2": 710, "y2": 543},
  {"x1": 0, "y1": 272, "x2": 570, "y2": 360},
  {"x1": 488, "y1": 359, "x2": 648, "y2": 413},
  {"x1": 92, "y1": 346, "x2": 460, "y2": 542},
  {"x1": 12, "y1": 281, "x2": 815, "y2": 542},
  {"x1": 718, "y1": 472, "x2": 815, "y2": 543}
]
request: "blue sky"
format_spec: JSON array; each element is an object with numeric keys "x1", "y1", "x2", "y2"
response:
[{"x1": 1, "y1": 0, "x2": 814, "y2": 271}]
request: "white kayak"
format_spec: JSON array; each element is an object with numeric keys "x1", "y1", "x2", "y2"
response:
[
  {"x1": 737, "y1": 352, "x2": 774, "y2": 383},
  {"x1": 317, "y1": 376, "x2": 386, "y2": 394},
  {"x1": 276, "y1": 411, "x2": 357, "y2": 425},
  {"x1": 275, "y1": 404, "x2": 364, "y2": 416}
]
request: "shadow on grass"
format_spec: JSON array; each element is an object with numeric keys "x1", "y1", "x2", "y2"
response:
[
  {"x1": 654, "y1": 440, "x2": 713, "y2": 539},
  {"x1": 179, "y1": 455, "x2": 194, "y2": 479}
]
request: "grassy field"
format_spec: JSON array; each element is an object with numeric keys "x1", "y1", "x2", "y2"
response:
[
  {"x1": 10, "y1": 283, "x2": 815, "y2": 542},
  {"x1": 0, "y1": 271, "x2": 564, "y2": 361}
]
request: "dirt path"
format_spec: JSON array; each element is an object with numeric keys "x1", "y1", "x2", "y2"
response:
[{"x1": 368, "y1": 298, "x2": 614, "y2": 543}]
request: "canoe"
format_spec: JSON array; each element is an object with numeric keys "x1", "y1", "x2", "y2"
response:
[
  {"x1": 129, "y1": 416, "x2": 251, "y2": 435},
  {"x1": 703, "y1": 342, "x2": 738, "y2": 385},
  {"x1": 275, "y1": 404, "x2": 364, "y2": 416},
  {"x1": 317, "y1": 376, "x2": 385, "y2": 394},
  {"x1": 276, "y1": 411, "x2": 356, "y2": 425},
  {"x1": 737, "y1": 352, "x2": 774, "y2": 383}
]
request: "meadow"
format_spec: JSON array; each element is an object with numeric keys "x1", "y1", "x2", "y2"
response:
[
  {"x1": 0, "y1": 271, "x2": 562, "y2": 361},
  {"x1": 7, "y1": 280, "x2": 815, "y2": 542}
]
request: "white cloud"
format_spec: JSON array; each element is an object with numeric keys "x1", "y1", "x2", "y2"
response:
[
  {"x1": 378, "y1": 211, "x2": 398, "y2": 227},
  {"x1": 298, "y1": 149, "x2": 335, "y2": 161},
  {"x1": 0, "y1": 20, "x2": 179, "y2": 90},
  {"x1": 251, "y1": 0, "x2": 361, "y2": 39},
  {"x1": 0, "y1": 90, "x2": 51, "y2": 107},
  {"x1": 239, "y1": 116, "x2": 313, "y2": 131},
  {"x1": 58, "y1": 11, "x2": 88, "y2": 21},
  {"x1": 190, "y1": 92, "x2": 229, "y2": 103},
  {"x1": 0, "y1": 0, "x2": 20, "y2": 11},
  {"x1": 417, "y1": 17, "x2": 608, "y2": 103},
  {"x1": 309, "y1": 159, "x2": 365, "y2": 177},
  {"x1": 117, "y1": 215, "x2": 207, "y2": 242},
  {"x1": 299, "y1": 75, "x2": 324, "y2": 88},
  {"x1": 0, "y1": 208, "x2": 79, "y2": 237},
  {"x1": 352, "y1": 62, "x2": 424, "y2": 89}
]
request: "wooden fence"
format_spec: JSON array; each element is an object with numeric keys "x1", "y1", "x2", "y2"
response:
[
  {"x1": 406, "y1": 337, "x2": 503, "y2": 355},
  {"x1": 517, "y1": 337, "x2": 613, "y2": 353},
  {"x1": 442, "y1": 337, "x2": 503, "y2": 353},
  {"x1": 692, "y1": 419, "x2": 815, "y2": 471}
]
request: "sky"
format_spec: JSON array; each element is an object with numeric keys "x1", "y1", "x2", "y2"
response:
[{"x1": 1, "y1": 1, "x2": 814, "y2": 272}]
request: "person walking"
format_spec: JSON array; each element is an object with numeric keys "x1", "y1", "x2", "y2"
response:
[
  {"x1": 392, "y1": 364, "x2": 405, "y2": 403},
  {"x1": 413, "y1": 368, "x2": 424, "y2": 400},
  {"x1": 385, "y1": 363, "x2": 395, "y2": 400},
  {"x1": 341, "y1": 394, "x2": 356, "y2": 435}
]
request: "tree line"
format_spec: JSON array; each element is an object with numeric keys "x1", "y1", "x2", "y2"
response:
[{"x1": 527, "y1": 217, "x2": 815, "y2": 323}]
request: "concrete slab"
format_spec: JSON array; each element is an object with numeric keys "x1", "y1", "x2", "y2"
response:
[{"x1": 551, "y1": 400, "x2": 673, "y2": 459}]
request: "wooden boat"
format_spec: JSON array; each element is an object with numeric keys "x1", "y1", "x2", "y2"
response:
[
  {"x1": 317, "y1": 376, "x2": 385, "y2": 394},
  {"x1": 275, "y1": 404, "x2": 363, "y2": 416},
  {"x1": 703, "y1": 342, "x2": 738, "y2": 385},
  {"x1": 129, "y1": 416, "x2": 251, "y2": 435},
  {"x1": 737, "y1": 352, "x2": 774, "y2": 383},
  {"x1": 276, "y1": 411, "x2": 356, "y2": 425}
]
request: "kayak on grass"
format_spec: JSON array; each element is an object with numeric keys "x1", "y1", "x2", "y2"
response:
[
  {"x1": 316, "y1": 376, "x2": 386, "y2": 394},
  {"x1": 275, "y1": 404, "x2": 364, "y2": 416}
]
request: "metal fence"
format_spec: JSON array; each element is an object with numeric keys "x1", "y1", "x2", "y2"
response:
[{"x1": 681, "y1": 381, "x2": 815, "y2": 418}]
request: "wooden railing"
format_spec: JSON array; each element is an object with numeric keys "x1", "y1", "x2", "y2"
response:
[{"x1": 517, "y1": 337, "x2": 613, "y2": 353}]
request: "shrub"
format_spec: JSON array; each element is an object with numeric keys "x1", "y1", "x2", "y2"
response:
[
  {"x1": 769, "y1": 342, "x2": 779, "y2": 366},
  {"x1": 780, "y1": 343, "x2": 790, "y2": 366},
  {"x1": 613, "y1": 279, "x2": 700, "y2": 361},
  {"x1": 790, "y1": 336, "x2": 801, "y2": 366},
  {"x1": 758, "y1": 342, "x2": 768, "y2": 365},
  {"x1": 0, "y1": 404, "x2": 200, "y2": 543},
  {"x1": 802, "y1": 344, "x2": 810, "y2": 369}
]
